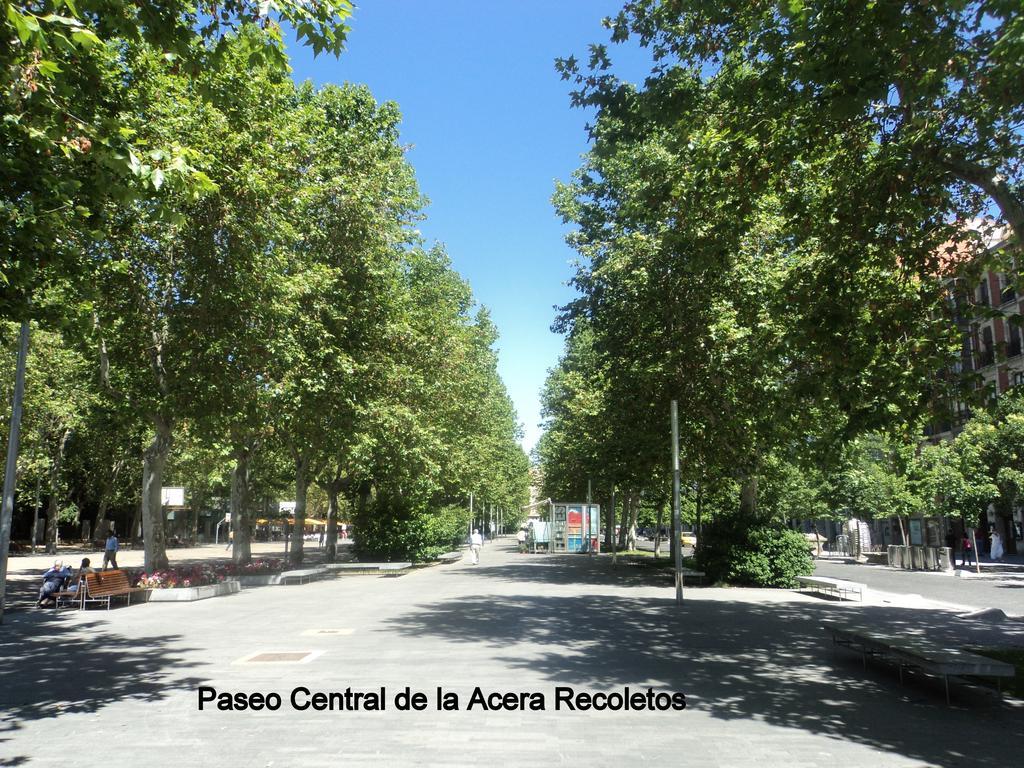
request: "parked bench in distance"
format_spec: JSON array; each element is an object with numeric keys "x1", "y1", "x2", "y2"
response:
[
  {"x1": 823, "y1": 620, "x2": 1015, "y2": 705},
  {"x1": 680, "y1": 567, "x2": 706, "y2": 585},
  {"x1": 796, "y1": 575, "x2": 865, "y2": 602},
  {"x1": 325, "y1": 562, "x2": 411, "y2": 577},
  {"x1": 280, "y1": 567, "x2": 330, "y2": 585}
]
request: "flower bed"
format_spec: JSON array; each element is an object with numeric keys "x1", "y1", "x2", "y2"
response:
[
  {"x1": 130, "y1": 559, "x2": 286, "y2": 600},
  {"x1": 133, "y1": 559, "x2": 284, "y2": 590},
  {"x1": 135, "y1": 564, "x2": 228, "y2": 590}
]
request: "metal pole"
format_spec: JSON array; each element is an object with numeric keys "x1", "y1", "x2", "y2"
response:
[
  {"x1": 611, "y1": 485, "x2": 617, "y2": 567},
  {"x1": 671, "y1": 400, "x2": 683, "y2": 604},
  {"x1": 970, "y1": 528, "x2": 980, "y2": 575},
  {"x1": 0, "y1": 319, "x2": 31, "y2": 623}
]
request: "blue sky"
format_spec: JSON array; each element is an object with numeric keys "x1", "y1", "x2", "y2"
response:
[{"x1": 285, "y1": 2, "x2": 651, "y2": 454}]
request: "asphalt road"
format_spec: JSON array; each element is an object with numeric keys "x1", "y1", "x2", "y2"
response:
[{"x1": 813, "y1": 559, "x2": 1024, "y2": 616}]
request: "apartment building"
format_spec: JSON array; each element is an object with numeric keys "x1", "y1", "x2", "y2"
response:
[{"x1": 925, "y1": 224, "x2": 1023, "y2": 440}]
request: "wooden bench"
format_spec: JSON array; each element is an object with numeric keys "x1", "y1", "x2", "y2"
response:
[
  {"x1": 437, "y1": 551, "x2": 464, "y2": 564},
  {"x1": 797, "y1": 575, "x2": 865, "y2": 602},
  {"x1": 80, "y1": 570, "x2": 147, "y2": 610},
  {"x1": 823, "y1": 621, "x2": 1015, "y2": 704},
  {"x1": 53, "y1": 578, "x2": 85, "y2": 610}
]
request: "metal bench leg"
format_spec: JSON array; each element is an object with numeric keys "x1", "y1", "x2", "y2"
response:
[
  {"x1": 945, "y1": 676, "x2": 950, "y2": 706},
  {"x1": 898, "y1": 664, "x2": 903, "y2": 686}
]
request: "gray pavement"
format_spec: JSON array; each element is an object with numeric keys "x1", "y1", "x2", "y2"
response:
[{"x1": 2, "y1": 540, "x2": 1023, "y2": 767}]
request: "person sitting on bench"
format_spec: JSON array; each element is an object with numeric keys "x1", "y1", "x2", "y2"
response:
[
  {"x1": 36, "y1": 560, "x2": 72, "y2": 608},
  {"x1": 67, "y1": 557, "x2": 95, "y2": 594}
]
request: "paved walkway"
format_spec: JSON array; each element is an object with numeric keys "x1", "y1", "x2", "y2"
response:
[{"x1": 2, "y1": 540, "x2": 1022, "y2": 767}]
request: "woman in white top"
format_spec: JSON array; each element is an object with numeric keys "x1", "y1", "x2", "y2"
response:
[{"x1": 989, "y1": 530, "x2": 1005, "y2": 561}]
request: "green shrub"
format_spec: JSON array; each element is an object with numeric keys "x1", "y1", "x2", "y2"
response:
[
  {"x1": 353, "y1": 500, "x2": 469, "y2": 562},
  {"x1": 696, "y1": 522, "x2": 812, "y2": 588}
]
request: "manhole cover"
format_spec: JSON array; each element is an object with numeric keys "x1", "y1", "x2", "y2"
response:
[
  {"x1": 234, "y1": 650, "x2": 324, "y2": 665},
  {"x1": 301, "y1": 628, "x2": 354, "y2": 636}
]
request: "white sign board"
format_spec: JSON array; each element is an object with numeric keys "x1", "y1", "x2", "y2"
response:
[
  {"x1": 279, "y1": 501, "x2": 296, "y2": 514},
  {"x1": 161, "y1": 487, "x2": 185, "y2": 507}
]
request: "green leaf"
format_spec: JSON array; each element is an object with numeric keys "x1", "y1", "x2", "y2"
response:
[
  {"x1": 36, "y1": 60, "x2": 62, "y2": 78},
  {"x1": 71, "y1": 28, "x2": 101, "y2": 48},
  {"x1": 7, "y1": 7, "x2": 37, "y2": 43}
]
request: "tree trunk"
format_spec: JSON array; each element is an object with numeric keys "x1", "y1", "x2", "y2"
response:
[
  {"x1": 230, "y1": 449, "x2": 252, "y2": 565},
  {"x1": 618, "y1": 491, "x2": 630, "y2": 550},
  {"x1": 141, "y1": 418, "x2": 172, "y2": 572},
  {"x1": 696, "y1": 480, "x2": 703, "y2": 541},
  {"x1": 325, "y1": 481, "x2": 341, "y2": 563},
  {"x1": 130, "y1": 494, "x2": 142, "y2": 545},
  {"x1": 94, "y1": 496, "x2": 110, "y2": 543},
  {"x1": 626, "y1": 490, "x2": 640, "y2": 551},
  {"x1": 93, "y1": 458, "x2": 121, "y2": 542},
  {"x1": 290, "y1": 455, "x2": 310, "y2": 565},
  {"x1": 654, "y1": 502, "x2": 665, "y2": 559},
  {"x1": 739, "y1": 474, "x2": 758, "y2": 519},
  {"x1": 44, "y1": 429, "x2": 71, "y2": 555},
  {"x1": 30, "y1": 476, "x2": 41, "y2": 553},
  {"x1": 188, "y1": 488, "x2": 204, "y2": 546}
]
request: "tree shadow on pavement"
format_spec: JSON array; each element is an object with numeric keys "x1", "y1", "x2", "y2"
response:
[
  {"x1": 0, "y1": 611, "x2": 205, "y2": 767},
  {"x1": 388, "y1": 565, "x2": 1024, "y2": 767}
]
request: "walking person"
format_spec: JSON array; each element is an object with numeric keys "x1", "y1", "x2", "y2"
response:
[
  {"x1": 517, "y1": 527, "x2": 527, "y2": 554},
  {"x1": 469, "y1": 528, "x2": 483, "y2": 565},
  {"x1": 103, "y1": 530, "x2": 119, "y2": 570}
]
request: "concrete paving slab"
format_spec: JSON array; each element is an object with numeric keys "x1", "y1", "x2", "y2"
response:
[{"x1": 1, "y1": 539, "x2": 1022, "y2": 767}]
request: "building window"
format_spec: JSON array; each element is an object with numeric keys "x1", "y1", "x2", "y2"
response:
[
  {"x1": 1008, "y1": 320, "x2": 1023, "y2": 358},
  {"x1": 979, "y1": 278, "x2": 991, "y2": 307},
  {"x1": 1001, "y1": 273, "x2": 1017, "y2": 305},
  {"x1": 981, "y1": 325, "x2": 995, "y2": 367}
]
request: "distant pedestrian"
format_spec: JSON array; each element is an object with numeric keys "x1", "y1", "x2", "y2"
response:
[
  {"x1": 470, "y1": 529, "x2": 483, "y2": 565},
  {"x1": 517, "y1": 528, "x2": 527, "y2": 554},
  {"x1": 319, "y1": 530, "x2": 325, "y2": 548},
  {"x1": 961, "y1": 534, "x2": 974, "y2": 567},
  {"x1": 990, "y1": 530, "x2": 1005, "y2": 561},
  {"x1": 224, "y1": 529, "x2": 233, "y2": 551},
  {"x1": 103, "y1": 531, "x2": 119, "y2": 570}
]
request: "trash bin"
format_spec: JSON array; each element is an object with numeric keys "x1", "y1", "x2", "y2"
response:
[
  {"x1": 911, "y1": 545, "x2": 924, "y2": 569},
  {"x1": 888, "y1": 545, "x2": 898, "y2": 568},
  {"x1": 937, "y1": 546, "x2": 952, "y2": 571},
  {"x1": 922, "y1": 547, "x2": 936, "y2": 570}
]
